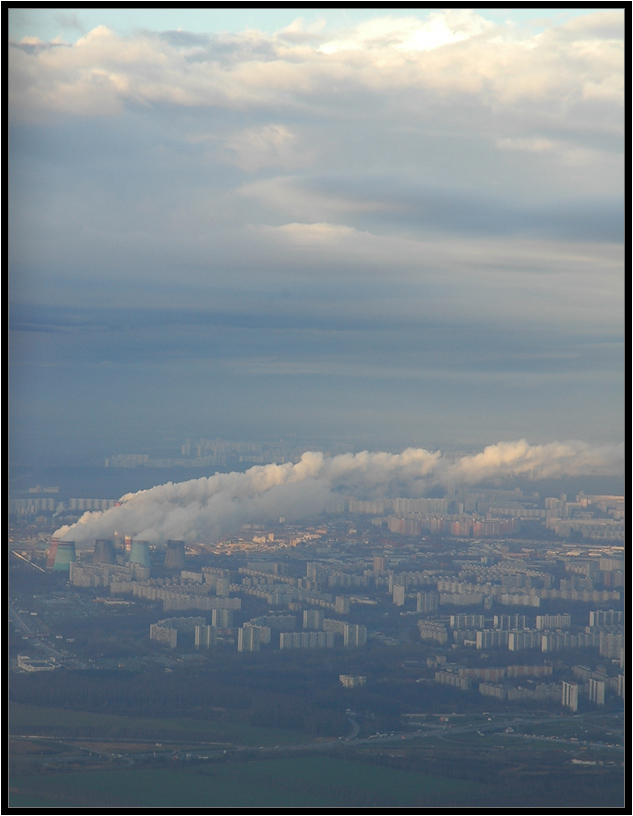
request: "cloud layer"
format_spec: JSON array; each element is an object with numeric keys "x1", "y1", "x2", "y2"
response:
[
  {"x1": 9, "y1": 11, "x2": 624, "y2": 122},
  {"x1": 9, "y1": 10, "x2": 624, "y2": 464}
]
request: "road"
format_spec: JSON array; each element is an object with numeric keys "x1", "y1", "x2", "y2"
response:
[
  {"x1": 9, "y1": 603, "x2": 90, "y2": 667},
  {"x1": 10, "y1": 712, "x2": 623, "y2": 772}
]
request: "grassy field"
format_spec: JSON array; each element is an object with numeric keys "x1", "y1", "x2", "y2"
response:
[
  {"x1": 9, "y1": 703, "x2": 625, "y2": 808},
  {"x1": 518, "y1": 719, "x2": 623, "y2": 744},
  {"x1": 9, "y1": 756, "x2": 491, "y2": 808},
  {"x1": 9, "y1": 702, "x2": 306, "y2": 747},
  {"x1": 7, "y1": 793, "x2": 70, "y2": 809}
]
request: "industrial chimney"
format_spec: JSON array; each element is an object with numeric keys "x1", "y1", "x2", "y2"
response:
[
  {"x1": 129, "y1": 540, "x2": 151, "y2": 568},
  {"x1": 164, "y1": 540, "x2": 186, "y2": 570},
  {"x1": 46, "y1": 537, "x2": 61, "y2": 569},
  {"x1": 53, "y1": 541, "x2": 76, "y2": 572},
  {"x1": 93, "y1": 539, "x2": 115, "y2": 565}
]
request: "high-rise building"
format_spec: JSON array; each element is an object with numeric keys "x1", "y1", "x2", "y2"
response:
[
  {"x1": 536, "y1": 613, "x2": 571, "y2": 630},
  {"x1": 344, "y1": 623, "x2": 367, "y2": 648},
  {"x1": 476, "y1": 630, "x2": 509, "y2": 649},
  {"x1": 303, "y1": 609, "x2": 324, "y2": 630},
  {"x1": 508, "y1": 631, "x2": 543, "y2": 651},
  {"x1": 599, "y1": 632, "x2": 624, "y2": 660},
  {"x1": 279, "y1": 631, "x2": 335, "y2": 650},
  {"x1": 150, "y1": 616, "x2": 205, "y2": 648},
  {"x1": 215, "y1": 577, "x2": 231, "y2": 597},
  {"x1": 417, "y1": 592, "x2": 439, "y2": 613},
  {"x1": 589, "y1": 609, "x2": 623, "y2": 627},
  {"x1": 494, "y1": 614, "x2": 527, "y2": 630},
  {"x1": 340, "y1": 674, "x2": 366, "y2": 688},
  {"x1": 306, "y1": 562, "x2": 320, "y2": 580},
  {"x1": 195, "y1": 624, "x2": 217, "y2": 649},
  {"x1": 562, "y1": 681, "x2": 579, "y2": 712},
  {"x1": 450, "y1": 614, "x2": 486, "y2": 630},
  {"x1": 212, "y1": 608, "x2": 234, "y2": 629},
  {"x1": 237, "y1": 626, "x2": 260, "y2": 652},
  {"x1": 588, "y1": 678, "x2": 606, "y2": 705},
  {"x1": 334, "y1": 596, "x2": 350, "y2": 615},
  {"x1": 418, "y1": 621, "x2": 448, "y2": 644}
]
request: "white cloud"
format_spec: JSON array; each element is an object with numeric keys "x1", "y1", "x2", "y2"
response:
[
  {"x1": 495, "y1": 135, "x2": 620, "y2": 168},
  {"x1": 223, "y1": 124, "x2": 313, "y2": 172},
  {"x1": 317, "y1": 10, "x2": 495, "y2": 55},
  {"x1": 8, "y1": 11, "x2": 623, "y2": 125},
  {"x1": 54, "y1": 440, "x2": 623, "y2": 545},
  {"x1": 259, "y1": 221, "x2": 357, "y2": 246},
  {"x1": 239, "y1": 176, "x2": 392, "y2": 221}
]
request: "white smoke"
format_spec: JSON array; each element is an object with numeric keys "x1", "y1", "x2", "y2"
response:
[{"x1": 54, "y1": 440, "x2": 623, "y2": 547}]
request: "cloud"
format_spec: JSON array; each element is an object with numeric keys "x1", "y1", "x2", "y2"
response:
[
  {"x1": 318, "y1": 10, "x2": 495, "y2": 55},
  {"x1": 53, "y1": 439, "x2": 623, "y2": 546},
  {"x1": 8, "y1": 11, "x2": 623, "y2": 128},
  {"x1": 222, "y1": 124, "x2": 313, "y2": 171},
  {"x1": 8, "y1": 10, "x2": 624, "y2": 466}
]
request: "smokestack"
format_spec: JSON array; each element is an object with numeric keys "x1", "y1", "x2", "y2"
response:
[
  {"x1": 52, "y1": 541, "x2": 76, "y2": 572},
  {"x1": 46, "y1": 537, "x2": 61, "y2": 569},
  {"x1": 128, "y1": 540, "x2": 151, "y2": 568},
  {"x1": 93, "y1": 539, "x2": 115, "y2": 565},
  {"x1": 164, "y1": 540, "x2": 186, "y2": 570}
]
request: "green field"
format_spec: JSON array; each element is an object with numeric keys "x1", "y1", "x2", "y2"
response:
[
  {"x1": 518, "y1": 719, "x2": 623, "y2": 744},
  {"x1": 7, "y1": 794, "x2": 70, "y2": 809},
  {"x1": 9, "y1": 702, "x2": 306, "y2": 747},
  {"x1": 9, "y1": 756, "x2": 490, "y2": 808}
]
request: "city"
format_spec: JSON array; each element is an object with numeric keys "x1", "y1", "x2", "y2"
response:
[
  {"x1": 8, "y1": 5, "x2": 624, "y2": 810},
  {"x1": 9, "y1": 444, "x2": 624, "y2": 808}
]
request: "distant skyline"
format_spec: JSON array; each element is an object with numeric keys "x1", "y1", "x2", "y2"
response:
[{"x1": 9, "y1": 8, "x2": 624, "y2": 466}]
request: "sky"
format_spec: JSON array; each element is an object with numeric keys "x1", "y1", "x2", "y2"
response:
[{"x1": 8, "y1": 7, "x2": 625, "y2": 467}]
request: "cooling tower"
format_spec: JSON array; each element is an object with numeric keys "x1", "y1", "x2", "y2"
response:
[
  {"x1": 46, "y1": 537, "x2": 61, "y2": 569},
  {"x1": 93, "y1": 539, "x2": 115, "y2": 565},
  {"x1": 53, "y1": 541, "x2": 76, "y2": 572},
  {"x1": 129, "y1": 540, "x2": 151, "y2": 568},
  {"x1": 164, "y1": 540, "x2": 186, "y2": 570}
]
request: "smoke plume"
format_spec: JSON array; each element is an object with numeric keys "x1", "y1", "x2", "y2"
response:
[{"x1": 54, "y1": 440, "x2": 623, "y2": 547}]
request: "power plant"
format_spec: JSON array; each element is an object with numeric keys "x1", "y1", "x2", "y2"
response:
[
  {"x1": 52, "y1": 541, "x2": 76, "y2": 572},
  {"x1": 47, "y1": 537, "x2": 77, "y2": 571},
  {"x1": 93, "y1": 538, "x2": 116, "y2": 565},
  {"x1": 46, "y1": 537, "x2": 61, "y2": 569},
  {"x1": 128, "y1": 540, "x2": 151, "y2": 569},
  {"x1": 164, "y1": 540, "x2": 186, "y2": 570}
]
